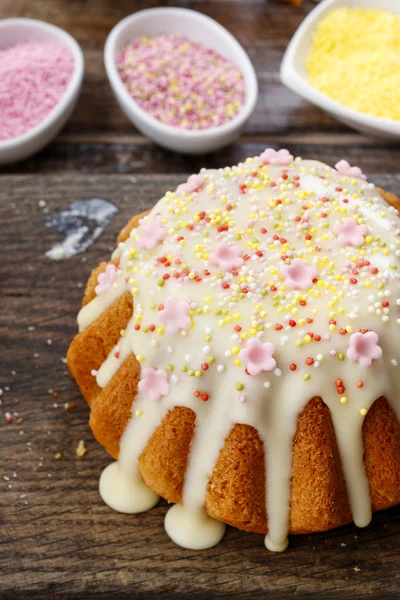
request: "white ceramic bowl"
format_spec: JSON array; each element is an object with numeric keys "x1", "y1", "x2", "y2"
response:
[
  {"x1": 280, "y1": 0, "x2": 400, "y2": 139},
  {"x1": 0, "y1": 18, "x2": 84, "y2": 166},
  {"x1": 104, "y1": 8, "x2": 258, "y2": 154}
]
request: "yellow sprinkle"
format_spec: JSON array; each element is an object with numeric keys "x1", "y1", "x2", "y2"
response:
[
  {"x1": 135, "y1": 409, "x2": 142, "y2": 417},
  {"x1": 340, "y1": 397, "x2": 348, "y2": 404},
  {"x1": 307, "y1": 8, "x2": 400, "y2": 121},
  {"x1": 360, "y1": 408, "x2": 368, "y2": 416}
]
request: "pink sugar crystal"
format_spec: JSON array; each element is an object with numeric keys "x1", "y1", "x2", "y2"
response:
[
  {"x1": 0, "y1": 41, "x2": 74, "y2": 142},
  {"x1": 117, "y1": 34, "x2": 246, "y2": 131}
]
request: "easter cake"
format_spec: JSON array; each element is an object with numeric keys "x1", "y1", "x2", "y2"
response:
[{"x1": 68, "y1": 150, "x2": 400, "y2": 552}]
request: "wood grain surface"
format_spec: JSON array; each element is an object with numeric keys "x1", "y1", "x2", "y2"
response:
[{"x1": 1, "y1": 1, "x2": 400, "y2": 598}]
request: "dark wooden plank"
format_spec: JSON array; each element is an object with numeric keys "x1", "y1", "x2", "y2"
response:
[
  {"x1": 4, "y1": 135, "x2": 400, "y2": 176},
  {"x1": 1, "y1": 174, "x2": 400, "y2": 599}
]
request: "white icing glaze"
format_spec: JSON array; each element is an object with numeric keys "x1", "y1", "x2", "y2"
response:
[
  {"x1": 78, "y1": 155, "x2": 400, "y2": 551},
  {"x1": 100, "y1": 462, "x2": 159, "y2": 513},
  {"x1": 164, "y1": 504, "x2": 226, "y2": 550}
]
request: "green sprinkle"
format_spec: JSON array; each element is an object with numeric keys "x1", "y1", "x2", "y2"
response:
[
  {"x1": 236, "y1": 382, "x2": 244, "y2": 391},
  {"x1": 157, "y1": 279, "x2": 165, "y2": 287},
  {"x1": 167, "y1": 364, "x2": 174, "y2": 372},
  {"x1": 303, "y1": 373, "x2": 311, "y2": 381},
  {"x1": 338, "y1": 352, "x2": 345, "y2": 361},
  {"x1": 181, "y1": 365, "x2": 188, "y2": 372},
  {"x1": 188, "y1": 369, "x2": 195, "y2": 376}
]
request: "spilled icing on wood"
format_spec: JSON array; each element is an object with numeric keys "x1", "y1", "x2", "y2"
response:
[{"x1": 46, "y1": 198, "x2": 117, "y2": 260}]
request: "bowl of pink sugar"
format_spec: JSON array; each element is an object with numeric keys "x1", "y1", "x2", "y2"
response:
[
  {"x1": 0, "y1": 18, "x2": 84, "y2": 166},
  {"x1": 104, "y1": 8, "x2": 258, "y2": 154}
]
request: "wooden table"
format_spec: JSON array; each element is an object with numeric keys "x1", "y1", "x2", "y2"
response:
[{"x1": 1, "y1": 1, "x2": 400, "y2": 598}]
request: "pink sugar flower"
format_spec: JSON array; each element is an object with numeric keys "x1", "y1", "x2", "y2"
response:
[
  {"x1": 95, "y1": 263, "x2": 118, "y2": 296},
  {"x1": 159, "y1": 298, "x2": 191, "y2": 335},
  {"x1": 347, "y1": 331, "x2": 382, "y2": 367},
  {"x1": 176, "y1": 174, "x2": 204, "y2": 194},
  {"x1": 335, "y1": 160, "x2": 366, "y2": 181},
  {"x1": 138, "y1": 368, "x2": 169, "y2": 401},
  {"x1": 334, "y1": 218, "x2": 368, "y2": 247},
  {"x1": 260, "y1": 148, "x2": 293, "y2": 166},
  {"x1": 239, "y1": 338, "x2": 276, "y2": 376},
  {"x1": 209, "y1": 243, "x2": 244, "y2": 271},
  {"x1": 138, "y1": 216, "x2": 166, "y2": 250},
  {"x1": 281, "y1": 258, "x2": 318, "y2": 290}
]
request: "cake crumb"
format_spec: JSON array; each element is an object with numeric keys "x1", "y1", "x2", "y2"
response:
[
  {"x1": 54, "y1": 452, "x2": 62, "y2": 460},
  {"x1": 76, "y1": 440, "x2": 87, "y2": 458}
]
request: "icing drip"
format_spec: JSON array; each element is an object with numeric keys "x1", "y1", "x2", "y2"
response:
[
  {"x1": 164, "y1": 505, "x2": 226, "y2": 550},
  {"x1": 100, "y1": 462, "x2": 159, "y2": 513},
  {"x1": 77, "y1": 154, "x2": 400, "y2": 551}
]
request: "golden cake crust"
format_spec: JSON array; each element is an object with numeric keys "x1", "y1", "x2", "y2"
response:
[{"x1": 67, "y1": 188, "x2": 400, "y2": 535}]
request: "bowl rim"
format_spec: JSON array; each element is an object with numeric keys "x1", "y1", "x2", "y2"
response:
[
  {"x1": 104, "y1": 7, "x2": 258, "y2": 140},
  {"x1": 280, "y1": 0, "x2": 400, "y2": 136},
  {"x1": 0, "y1": 17, "x2": 84, "y2": 150}
]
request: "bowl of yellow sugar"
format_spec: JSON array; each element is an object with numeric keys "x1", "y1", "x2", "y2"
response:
[{"x1": 280, "y1": 0, "x2": 400, "y2": 139}]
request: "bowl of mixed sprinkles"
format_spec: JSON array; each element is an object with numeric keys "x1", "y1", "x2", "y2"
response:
[
  {"x1": 280, "y1": 0, "x2": 400, "y2": 139},
  {"x1": 104, "y1": 7, "x2": 258, "y2": 154}
]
